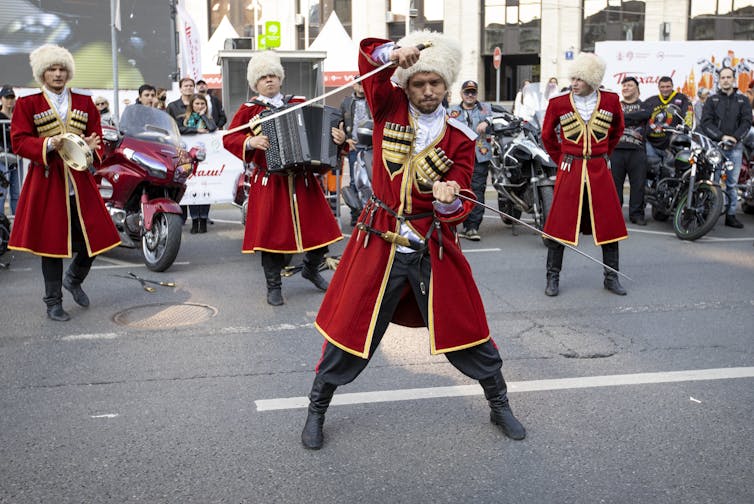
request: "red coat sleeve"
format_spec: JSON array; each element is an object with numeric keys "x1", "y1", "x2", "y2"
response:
[
  {"x1": 541, "y1": 98, "x2": 562, "y2": 162},
  {"x1": 223, "y1": 104, "x2": 254, "y2": 163}
]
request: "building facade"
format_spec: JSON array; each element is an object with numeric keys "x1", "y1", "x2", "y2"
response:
[{"x1": 188, "y1": 0, "x2": 754, "y2": 101}]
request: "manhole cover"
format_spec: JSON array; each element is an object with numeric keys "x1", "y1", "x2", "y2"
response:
[{"x1": 113, "y1": 303, "x2": 217, "y2": 328}]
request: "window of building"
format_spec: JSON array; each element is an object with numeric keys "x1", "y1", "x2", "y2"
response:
[
  {"x1": 209, "y1": 0, "x2": 263, "y2": 39},
  {"x1": 688, "y1": 0, "x2": 754, "y2": 41},
  {"x1": 581, "y1": 0, "x2": 645, "y2": 52},
  {"x1": 295, "y1": 0, "x2": 353, "y2": 49},
  {"x1": 387, "y1": 0, "x2": 444, "y2": 41},
  {"x1": 483, "y1": 0, "x2": 542, "y2": 55}
]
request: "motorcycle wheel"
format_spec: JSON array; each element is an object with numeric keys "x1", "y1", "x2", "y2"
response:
[
  {"x1": 142, "y1": 212, "x2": 182, "y2": 272},
  {"x1": 651, "y1": 206, "x2": 669, "y2": 222},
  {"x1": 0, "y1": 214, "x2": 10, "y2": 256},
  {"x1": 536, "y1": 186, "x2": 554, "y2": 229},
  {"x1": 497, "y1": 195, "x2": 522, "y2": 225},
  {"x1": 673, "y1": 183, "x2": 723, "y2": 241}
]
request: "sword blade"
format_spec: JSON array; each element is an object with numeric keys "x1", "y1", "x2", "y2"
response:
[{"x1": 456, "y1": 193, "x2": 632, "y2": 282}]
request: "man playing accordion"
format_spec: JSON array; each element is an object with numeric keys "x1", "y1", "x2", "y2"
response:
[{"x1": 223, "y1": 51, "x2": 345, "y2": 306}]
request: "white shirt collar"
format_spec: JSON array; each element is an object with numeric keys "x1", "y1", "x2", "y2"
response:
[
  {"x1": 256, "y1": 92, "x2": 285, "y2": 108},
  {"x1": 409, "y1": 103, "x2": 446, "y2": 154}
]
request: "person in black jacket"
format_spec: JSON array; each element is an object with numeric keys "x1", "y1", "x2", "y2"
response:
[
  {"x1": 610, "y1": 76, "x2": 651, "y2": 225},
  {"x1": 339, "y1": 77, "x2": 372, "y2": 225},
  {"x1": 700, "y1": 67, "x2": 753, "y2": 229}
]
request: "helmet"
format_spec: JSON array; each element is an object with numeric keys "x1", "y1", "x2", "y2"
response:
[{"x1": 674, "y1": 149, "x2": 692, "y2": 171}]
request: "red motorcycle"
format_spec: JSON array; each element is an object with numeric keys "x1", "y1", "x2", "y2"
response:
[{"x1": 97, "y1": 104, "x2": 204, "y2": 271}]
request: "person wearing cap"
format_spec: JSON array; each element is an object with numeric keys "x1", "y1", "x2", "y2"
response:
[
  {"x1": 448, "y1": 79, "x2": 493, "y2": 241},
  {"x1": 196, "y1": 79, "x2": 227, "y2": 129},
  {"x1": 541, "y1": 52, "x2": 627, "y2": 297},
  {"x1": 339, "y1": 76, "x2": 373, "y2": 226},
  {"x1": 223, "y1": 51, "x2": 344, "y2": 306},
  {"x1": 610, "y1": 76, "x2": 651, "y2": 226},
  {"x1": 8, "y1": 44, "x2": 120, "y2": 321},
  {"x1": 0, "y1": 85, "x2": 20, "y2": 215},
  {"x1": 300, "y1": 31, "x2": 526, "y2": 451}
]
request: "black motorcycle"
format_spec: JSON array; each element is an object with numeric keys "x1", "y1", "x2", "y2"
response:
[
  {"x1": 487, "y1": 84, "x2": 557, "y2": 233},
  {"x1": 738, "y1": 126, "x2": 754, "y2": 215},
  {"x1": 645, "y1": 124, "x2": 728, "y2": 240}
]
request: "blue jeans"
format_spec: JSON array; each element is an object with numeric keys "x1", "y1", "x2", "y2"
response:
[{"x1": 720, "y1": 143, "x2": 743, "y2": 215}]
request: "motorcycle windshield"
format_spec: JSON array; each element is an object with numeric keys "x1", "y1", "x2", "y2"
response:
[
  {"x1": 119, "y1": 104, "x2": 182, "y2": 147},
  {"x1": 519, "y1": 82, "x2": 547, "y2": 129}
]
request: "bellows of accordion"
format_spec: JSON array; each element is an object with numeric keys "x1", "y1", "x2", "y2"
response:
[{"x1": 258, "y1": 104, "x2": 340, "y2": 174}]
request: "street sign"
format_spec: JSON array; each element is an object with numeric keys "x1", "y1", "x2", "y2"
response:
[
  {"x1": 265, "y1": 21, "x2": 281, "y2": 48},
  {"x1": 493, "y1": 46, "x2": 502, "y2": 70}
]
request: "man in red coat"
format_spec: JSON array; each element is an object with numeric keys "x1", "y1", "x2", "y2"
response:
[
  {"x1": 541, "y1": 52, "x2": 627, "y2": 297},
  {"x1": 300, "y1": 31, "x2": 526, "y2": 450},
  {"x1": 9, "y1": 44, "x2": 120, "y2": 321},
  {"x1": 223, "y1": 51, "x2": 344, "y2": 306}
]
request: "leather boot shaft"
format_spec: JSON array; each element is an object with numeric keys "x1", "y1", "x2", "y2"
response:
[
  {"x1": 301, "y1": 378, "x2": 337, "y2": 449},
  {"x1": 479, "y1": 372, "x2": 526, "y2": 440},
  {"x1": 545, "y1": 244, "x2": 564, "y2": 296},
  {"x1": 44, "y1": 281, "x2": 70, "y2": 321},
  {"x1": 602, "y1": 243, "x2": 626, "y2": 295},
  {"x1": 63, "y1": 262, "x2": 91, "y2": 307}
]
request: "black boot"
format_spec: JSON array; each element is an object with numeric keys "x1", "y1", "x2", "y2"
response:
[
  {"x1": 602, "y1": 243, "x2": 627, "y2": 295},
  {"x1": 480, "y1": 372, "x2": 526, "y2": 440},
  {"x1": 302, "y1": 251, "x2": 328, "y2": 291},
  {"x1": 198, "y1": 218, "x2": 207, "y2": 233},
  {"x1": 545, "y1": 242, "x2": 564, "y2": 297},
  {"x1": 301, "y1": 378, "x2": 337, "y2": 450},
  {"x1": 264, "y1": 269, "x2": 284, "y2": 306},
  {"x1": 190, "y1": 219, "x2": 199, "y2": 234},
  {"x1": 44, "y1": 281, "x2": 70, "y2": 322},
  {"x1": 63, "y1": 262, "x2": 91, "y2": 307}
]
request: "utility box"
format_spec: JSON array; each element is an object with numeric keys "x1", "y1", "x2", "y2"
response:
[{"x1": 216, "y1": 49, "x2": 327, "y2": 117}]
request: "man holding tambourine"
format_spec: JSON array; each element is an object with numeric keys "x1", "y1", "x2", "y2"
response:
[{"x1": 9, "y1": 44, "x2": 120, "y2": 322}]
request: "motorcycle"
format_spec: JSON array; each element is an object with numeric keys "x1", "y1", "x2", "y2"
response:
[
  {"x1": 340, "y1": 120, "x2": 374, "y2": 218},
  {"x1": 738, "y1": 126, "x2": 754, "y2": 214},
  {"x1": 645, "y1": 119, "x2": 729, "y2": 241},
  {"x1": 96, "y1": 104, "x2": 204, "y2": 271},
  {"x1": 0, "y1": 169, "x2": 10, "y2": 257},
  {"x1": 488, "y1": 82, "x2": 557, "y2": 233}
]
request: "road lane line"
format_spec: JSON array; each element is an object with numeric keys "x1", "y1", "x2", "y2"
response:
[
  {"x1": 254, "y1": 366, "x2": 754, "y2": 411},
  {"x1": 61, "y1": 333, "x2": 120, "y2": 341}
]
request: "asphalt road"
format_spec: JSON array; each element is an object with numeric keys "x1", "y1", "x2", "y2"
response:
[{"x1": 1, "y1": 201, "x2": 752, "y2": 503}]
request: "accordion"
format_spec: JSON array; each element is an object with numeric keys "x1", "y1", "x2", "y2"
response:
[{"x1": 257, "y1": 104, "x2": 341, "y2": 174}]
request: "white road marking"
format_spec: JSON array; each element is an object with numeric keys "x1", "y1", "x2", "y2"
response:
[
  {"x1": 207, "y1": 218, "x2": 242, "y2": 224},
  {"x1": 463, "y1": 248, "x2": 502, "y2": 253},
  {"x1": 61, "y1": 333, "x2": 120, "y2": 341},
  {"x1": 92, "y1": 261, "x2": 190, "y2": 270},
  {"x1": 90, "y1": 414, "x2": 119, "y2": 419},
  {"x1": 254, "y1": 366, "x2": 754, "y2": 411}
]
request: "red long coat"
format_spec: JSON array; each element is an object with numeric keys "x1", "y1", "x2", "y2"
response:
[
  {"x1": 541, "y1": 90, "x2": 627, "y2": 246},
  {"x1": 314, "y1": 38, "x2": 491, "y2": 358},
  {"x1": 8, "y1": 89, "x2": 120, "y2": 257},
  {"x1": 223, "y1": 97, "x2": 342, "y2": 253}
]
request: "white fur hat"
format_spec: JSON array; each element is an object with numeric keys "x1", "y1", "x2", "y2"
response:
[
  {"x1": 29, "y1": 44, "x2": 75, "y2": 85},
  {"x1": 393, "y1": 30, "x2": 462, "y2": 89},
  {"x1": 568, "y1": 52, "x2": 606, "y2": 90},
  {"x1": 247, "y1": 51, "x2": 285, "y2": 92}
]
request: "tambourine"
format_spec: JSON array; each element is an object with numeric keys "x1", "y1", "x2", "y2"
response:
[{"x1": 58, "y1": 132, "x2": 93, "y2": 172}]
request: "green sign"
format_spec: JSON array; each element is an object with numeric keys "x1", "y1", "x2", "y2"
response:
[
  {"x1": 257, "y1": 33, "x2": 266, "y2": 50},
  {"x1": 265, "y1": 21, "x2": 281, "y2": 48}
]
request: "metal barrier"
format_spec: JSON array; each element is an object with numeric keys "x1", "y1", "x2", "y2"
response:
[{"x1": 0, "y1": 119, "x2": 25, "y2": 216}]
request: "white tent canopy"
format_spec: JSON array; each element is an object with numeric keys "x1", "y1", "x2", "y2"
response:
[{"x1": 308, "y1": 11, "x2": 358, "y2": 87}]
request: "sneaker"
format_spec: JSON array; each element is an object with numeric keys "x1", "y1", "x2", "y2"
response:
[
  {"x1": 725, "y1": 215, "x2": 744, "y2": 229},
  {"x1": 462, "y1": 228, "x2": 481, "y2": 241}
]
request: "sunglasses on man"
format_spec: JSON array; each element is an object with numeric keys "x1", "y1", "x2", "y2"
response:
[{"x1": 463, "y1": 89, "x2": 477, "y2": 96}]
